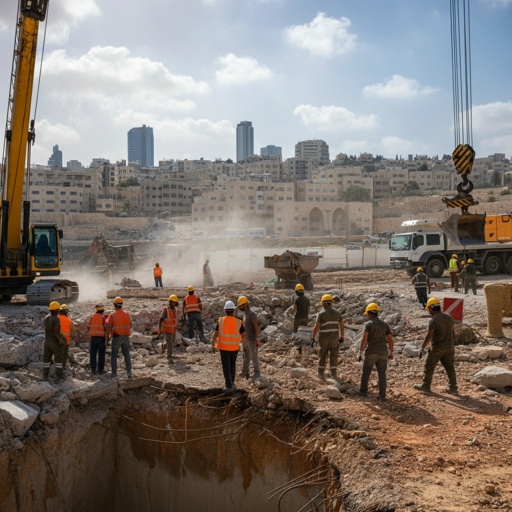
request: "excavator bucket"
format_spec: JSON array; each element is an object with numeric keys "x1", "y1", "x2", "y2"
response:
[{"x1": 440, "y1": 213, "x2": 486, "y2": 246}]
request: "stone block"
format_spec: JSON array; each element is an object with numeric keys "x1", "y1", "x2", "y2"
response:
[
  {"x1": 0, "y1": 400, "x2": 38, "y2": 436},
  {"x1": 471, "y1": 366, "x2": 512, "y2": 389}
]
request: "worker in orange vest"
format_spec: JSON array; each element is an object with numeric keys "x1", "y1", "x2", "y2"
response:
[
  {"x1": 153, "y1": 262, "x2": 163, "y2": 288},
  {"x1": 87, "y1": 302, "x2": 108, "y2": 375},
  {"x1": 211, "y1": 300, "x2": 246, "y2": 391},
  {"x1": 182, "y1": 285, "x2": 205, "y2": 341},
  {"x1": 159, "y1": 294, "x2": 180, "y2": 363},
  {"x1": 59, "y1": 304, "x2": 76, "y2": 373},
  {"x1": 106, "y1": 296, "x2": 133, "y2": 378}
]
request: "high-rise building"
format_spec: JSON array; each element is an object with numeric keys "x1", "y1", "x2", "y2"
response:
[
  {"x1": 295, "y1": 139, "x2": 330, "y2": 165},
  {"x1": 236, "y1": 121, "x2": 254, "y2": 163},
  {"x1": 260, "y1": 145, "x2": 282, "y2": 158},
  {"x1": 48, "y1": 144, "x2": 62, "y2": 167},
  {"x1": 127, "y1": 124, "x2": 154, "y2": 167}
]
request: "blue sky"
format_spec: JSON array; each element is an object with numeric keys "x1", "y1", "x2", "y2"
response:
[{"x1": 0, "y1": 0, "x2": 511, "y2": 166}]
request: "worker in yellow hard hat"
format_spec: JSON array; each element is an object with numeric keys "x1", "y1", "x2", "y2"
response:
[
  {"x1": 59, "y1": 304, "x2": 76, "y2": 373},
  {"x1": 159, "y1": 294, "x2": 180, "y2": 363},
  {"x1": 43, "y1": 301, "x2": 67, "y2": 383},
  {"x1": 411, "y1": 266, "x2": 431, "y2": 309},
  {"x1": 311, "y1": 293, "x2": 344, "y2": 380},
  {"x1": 287, "y1": 283, "x2": 311, "y2": 333},
  {"x1": 448, "y1": 254, "x2": 460, "y2": 292},
  {"x1": 237, "y1": 296, "x2": 261, "y2": 379},
  {"x1": 413, "y1": 297, "x2": 458, "y2": 395},
  {"x1": 87, "y1": 303, "x2": 108, "y2": 376},
  {"x1": 153, "y1": 262, "x2": 163, "y2": 288},
  {"x1": 459, "y1": 257, "x2": 477, "y2": 295},
  {"x1": 203, "y1": 256, "x2": 214, "y2": 288}
]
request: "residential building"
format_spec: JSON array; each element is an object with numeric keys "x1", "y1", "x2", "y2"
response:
[
  {"x1": 295, "y1": 139, "x2": 330, "y2": 165},
  {"x1": 236, "y1": 121, "x2": 254, "y2": 162},
  {"x1": 128, "y1": 124, "x2": 154, "y2": 167},
  {"x1": 261, "y1": 145, "x2": 282, "y2": 158}
]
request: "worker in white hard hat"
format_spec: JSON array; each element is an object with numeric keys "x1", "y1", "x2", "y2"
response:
[
  {"x1": 182, "y1": 285, "x2": 205, "y2": 341},
  {"x1": 211, "y1": 300, "x2": 246, "y2": 391},
  {"x1": 237, "y1": 296, "x2": 261, "y2": 379},
  {"x1": 356, "y1": 303, "x2": 394, "y2": 401},
  {"x1": 311, "y1": 294, "x2": 344, "y2": 380},
  {"x1": 87, "y1": 303, "x2": 108, "y2": 376},
  {"x1": 287, "y1": 283, "x2": 311, "y2": 333},
  {"x1": 411, "y1": 267, "x2": 431, "y2": 309},
  {"x1": 43, "y1": 301, "x2": 67, "y2": 383},
  {"x1": 413, "y1": 297, "x2": 458, "y2": 395},
  {"x1": 203, "y1": 257, "x2": 214, "y2": 288},
  {"x1": 106, "y1": 297, "x2": 133, "y2": 379}
]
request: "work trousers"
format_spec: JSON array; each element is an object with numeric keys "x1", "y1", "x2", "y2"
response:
[
  {"x1": 203, "y1": 274, "x2": 214, "y2": 287},
  {"x1": 164, "y1": 331, "x2": 176, "y2": 358},
  {"x1": 450, "y1": 272, "x2": 459, "y2": 291},
  {"x1": 90, "y1": 336, "x2": 106, "y2": 373},
  {"x1": 465, "y1": 276, "x2": 477, "y2": 295},
  {"x1": 318, "y1": 337, "x2": 339, "y2": 376},
  {"x1": 111, "y1": 335, "x2": 132, "y2": 376},
  {"x1": 359, "y1": 353, "x2": 388, "y2": 399},
  {"x1": 293, "y1": 317, "x2": 308, "y2": 333},
  {"x1": 43, "y1": 338, "x2": 64, "y2": 378},
  {"x1": 422, "y1": 345, "x2": 457, "y2": 389},
  {"x1": 415, "y1": 288, "x2": 428, "y2": 308},
  {"x1": 220, "y1": 349, "x2": 238, "y2": 389},
  {"x1": 61, "y1": 344, "x2": 70, "y2": 370},
  {"x1": 242, "y1": 338, "x2": 260, "y2": 377},
  {"x1": 187, "y1": 312, "x2": 204, "y2": 340},
  {"x1": 154, "y1": 276, "x2": 163, "y2": 288}
]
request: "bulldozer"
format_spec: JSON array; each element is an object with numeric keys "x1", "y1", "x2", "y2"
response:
[{"x1": 264, "y1": 250, "x2": 319, "y2": 290}]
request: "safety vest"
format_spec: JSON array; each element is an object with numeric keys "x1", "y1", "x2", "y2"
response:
[
  {"x1": 413, "y1": 273, "x2": 428, "y2": 289},
  {"x1": 161, "y1": 306, "x2": 177, "y2": 333},
  {"x1": 215, "y1": 316, "x2": 242, "y2": 351},
  {"x1": 88, "y1": 312, "x2": 106, "y2": 337},
  {"x1": 184, "y1": 294, "x2": 201, "y2": 314},
  {"x1": 109, "y1": 309, "x2": 132, "y2": 336},
  {"x1": 154, "y1": 266, "x2": 162, "y2": 277},
  {"x1": 449, "y1": 258, "x2": 459, "y2": 273},
  {"x1": 59, "y1": 314, "x2": 73, "y2": 345}
]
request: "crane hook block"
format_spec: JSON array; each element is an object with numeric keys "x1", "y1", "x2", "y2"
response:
[{"x1": 452, "y1": 144, "x2": 475, "y2": 176}]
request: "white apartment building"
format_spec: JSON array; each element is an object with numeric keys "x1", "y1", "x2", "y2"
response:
[
  {"x1": 141, "y1": 177, "x2": 193, "y2": 216},
  {"x1": 295, "y1": 140, "x2": 330, "y2": 165}
]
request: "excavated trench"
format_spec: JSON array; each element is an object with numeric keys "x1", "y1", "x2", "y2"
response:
[{"x1": 1, "y1": 388, "x2": 345, "y2": 512}]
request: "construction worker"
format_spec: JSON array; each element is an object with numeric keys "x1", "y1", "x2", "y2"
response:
[
  {"x1": 460, "y1": 258, "x2": 477, "y2": 295},
  {"x1": 237, "y1": 296, "x2": 260, "y2": 379},
  {"x1": 153, "y1": 262, "x2": 163, "y2": 288},
  {"x1": 58, "y1": 304, "x2": 76, "y2": 372},
  {"x1": 311, "y1": 294, "x2": 344, "y2": 380},
  {"x1": 413, "y1": 297, "x2": 458, "y2": 394},
  {"x1": 106, "y1": 296, "x2": 133, "y2": 378},
  {"x1": 87, "y1": 302, "x2": 108, "y2": 375},
  {"x1": 43, "y1": 301, "x2": 67, "y2": 383},
  {"x1": 159, "y1": 294, "x2": 180, "y2": 363},
  {"x1": 459, "y1": 260, "x2": 466, "y2": 291},
  {"x1": 203, "y1": 257, "x2": 214, "y2": 287},
  {"x1": 288, "y1": 283, "x2": 311, "y2": 332},
  {"x1": 182, "y1": 285, "x2": 205, "y2": 341},
  {"x1": 211, "y1": 300, "x2": 246, "y2": 390},
  {"x1": 356, "y1": 303, "x2": 394, "y2": 401},
  {"x1": 448, "y1": 254, "x2": 460, "y2": 292},
  {"x1": 411, "y1": 267, "x2": 431, "y2": 309}
]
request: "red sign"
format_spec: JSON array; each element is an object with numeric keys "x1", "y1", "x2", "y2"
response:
[{"x1": 443, "y1": 297, "x2": 464, "y2": 323}]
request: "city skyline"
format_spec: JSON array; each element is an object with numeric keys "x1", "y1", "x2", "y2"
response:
[{"x1": 0, "y1": 1, "x2": 511, "y2": 166}]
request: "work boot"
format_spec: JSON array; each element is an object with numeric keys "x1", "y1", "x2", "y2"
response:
[
  {"x1": 330, "y1": 370, "x2": 338, "y2": 380},
  {"x1": 444, "y1": 386, "x2": 458, "y2": 394},
  {"x1": 413, "y1": 383, "x2": 431, "y2": 393},
  {"x1": 317, "y1": 369, "x2": 325, "y2": 380},
  {"x1": 355, "y1": 389, "x2": 368, "y2": 397}
]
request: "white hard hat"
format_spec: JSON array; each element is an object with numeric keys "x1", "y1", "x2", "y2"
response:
[{"x1": 224, "y1": 300, "x2": 235, "y2": 310}]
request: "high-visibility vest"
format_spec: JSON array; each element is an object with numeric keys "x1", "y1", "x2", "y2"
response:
[
  {"x1": 88, "y1": 312, "x2": 106, "y2": 337},
  {"x1": 184, "y1": 294, "x2": 201, "y2": 314},
  {"x1": 161, "y1": 306, "x2": 177, "y2": 333},
  {"x1": 154, "y1": 266, "x2": 162, "y2": 277},
  {"x1": 449, "y1": 258, "x2": 459, "y2": 273},
  {"x1": 215, "y1": 316, "x2": 242, "y2": 351},
  {"x1": 413, "y1": 273, "x2": 428, "y2": 289},
  {"x1": 109, "y1": 309, "x2": 132, "y2": 336},
  {"x1": 59, "y1": 314, "x2": 73, "y2": 345}
]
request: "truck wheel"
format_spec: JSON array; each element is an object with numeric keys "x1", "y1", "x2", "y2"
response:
[
  {"x1": 483, "y1": 255, "x2": 502, "y2": 275},
  {"x1": 426, "y1": 258, "x2": 445, "y2": 278},
  {"x1": 507, "y1": 256, "x2": 512, "y2": 274}
]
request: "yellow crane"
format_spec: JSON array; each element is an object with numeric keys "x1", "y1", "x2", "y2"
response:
[{"x1": 0, "y1": 0, "x2": 78, "y2": 304}]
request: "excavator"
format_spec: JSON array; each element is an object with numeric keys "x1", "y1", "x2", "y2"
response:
[{"x1": 0, "y1": 0, "x2": 78, "y2": 304}]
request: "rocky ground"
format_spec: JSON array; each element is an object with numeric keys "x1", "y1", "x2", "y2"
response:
[{"x1": 1, "y1": 268, "x2": 512, "y2": 511}]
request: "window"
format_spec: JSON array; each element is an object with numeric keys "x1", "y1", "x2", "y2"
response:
[{"x1": 426, "y1": 234, "x2": 441, "y2": 245}]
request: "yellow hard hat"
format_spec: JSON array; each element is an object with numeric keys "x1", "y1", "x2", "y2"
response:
[
  {"x1": 155, "y1": 262, "x2": 159, "y2": 266},
  {"x1": 451, "y1": 254, "x2": 458, "y2": 259},
  {"x1": 59, "y1": 304, "x2": 69, "y2": 311},
  {"x1": 321, "y1": 294, "x2": 333, "y2": 303},
  {"x1": 461, "y1": 261, "x2": 465, "y2": 266},
  {"x1": 295, "y1": 283, "x2": 305, "y2": 291},
  {"x1": 205, "y1": 257, "x2": 209, "y2": 262},
  {"x1": 237, "y1": 296, "x2": 249, "y2": 307},
  {"x1": 467, "y1": 258, "x2": 474, "y2": 263},
  {"x1": 416, "y1": 267, "x2": 423, "y2": 272},
  {"x1": 364, "y1": 302, "x2": 381, "y2": 314},
  {"x1": 113, "y1": 296, "x2": 124, "y2": 304},
  {"x1": 187, "y1": 285, "x2": 195, "y2": 292},
  {"x1": 48, "y1": 301, "x2": 60, "y2": 311},
  {"x1": 95, "y1": 303, "x2": 105, "y2": 311},
  {"x1": 168, "y1": 294, "x2": 178, "y2": 303},
  {"x1": 426, "y1": 297, "x2": 441, "y2": 310}
]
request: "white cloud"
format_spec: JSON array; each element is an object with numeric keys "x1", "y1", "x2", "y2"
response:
[
  {"x1": 473, "y1": 101, "x2": 512, "y2": 132},
  {"x1": 293, "y1": 104, "x2": 378, "y2": 131},
  {"x1": 363, "y1": 75, "x2": 438, "y2": 100},
  {"x1": 481, "y1": 0, "x2": 512, "y2": 7},
  {"x1": 216, "y1": 53, "x2": 273, "y2": 86},
  {"x1": 380, "y1": 136, "x2": 429, "y2": 156},
  {"x1": 34, "y1": 119, "x2": 81, "y2": 146},
  {"x1": 284, "y1": 12, "x2": 356, "y2": 57}
]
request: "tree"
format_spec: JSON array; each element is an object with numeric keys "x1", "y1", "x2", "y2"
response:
[
  {"x1": 490, "y1": 170, "x2": 502, "y2": 186},
  {"x1": 117, "y1": 177, "x2": 139, "y2": 187},
  {"x1": 342, "y1": 185, "x2": 371, "y2": 202},
  {"x1": 418, "y1": 163, "x2": 428, "y2": 172},
  {"x1": 401, "y1": 181, "x2": 422, "y2": 196}
]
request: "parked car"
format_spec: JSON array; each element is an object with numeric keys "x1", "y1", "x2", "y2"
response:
[{"x1": 344, "y1": 243, "x2": 362, "y2": 250}]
